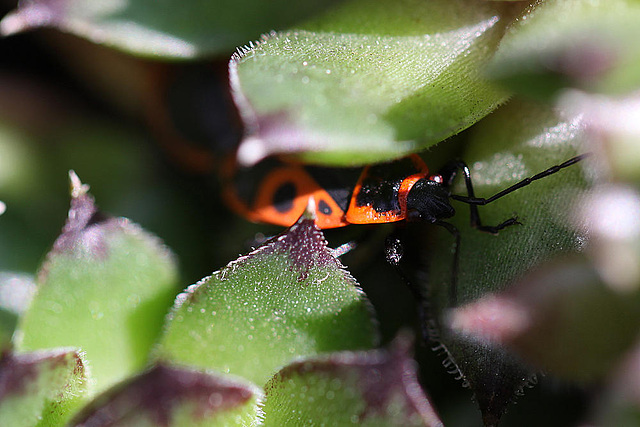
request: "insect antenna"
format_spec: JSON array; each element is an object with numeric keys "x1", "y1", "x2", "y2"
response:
[
  {"x1": 442, "y1": 153, "x2": 589, "y2": 234},
  {"x1": 451, "y1": 154, "x2": 590, "y2": 206}
]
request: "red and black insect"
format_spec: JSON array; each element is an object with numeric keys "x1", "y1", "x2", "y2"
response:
[
  {"x1": 224, "y1": 151, "x2": 587, "y2": 330},
  {"x1": 223, "y1": 153, "x2": 587, "y2": 234}
]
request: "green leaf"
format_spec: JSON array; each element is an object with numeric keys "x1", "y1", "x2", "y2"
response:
[
  {"x1": 230, "y1": 0, "x2": 513, "y2": 166},
  {"x1": 69, "y1": 364, "x2": 261, "y2": 426},
  {"x1": 0, "y1": 92, "x2": 212, "y2": 277},
  {"x1": 558, "y1": 91, "x2": 640, "y2": 183},
  {"x1": 156, "y1": 214, "x2": 378, "y2": 386},
  {"x1": 16, "y1": 173, "x2": 179, "y2": 395},
  {"x1": 262, "y1": 335, "x2": 443, "y2": 426},
  {"x1": 488, "y1": 0, "x2": 640, "y2": 98},
  {"x1": 0, "y1": 349, "x2": 87, "y2": 427},
  {"x1": 416, "y1": 99, "x2": 592, "y2": 425},
  {"x1": 596, "y1": 344, "x2": 640, "y2": 427},
  {"x1": 449, "y1": 256, "x2": 640, "y2": 381},
  {"x1": 0, "y1": 273, "x2": 35, "y2": 350},
  {"x1": 0, "y1": 0, "x2": 342, "y2": 59}
]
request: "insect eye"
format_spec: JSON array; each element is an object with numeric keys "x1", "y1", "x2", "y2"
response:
[{"x1": 430, "y1": 174, "x2": 444, "y2": 184}]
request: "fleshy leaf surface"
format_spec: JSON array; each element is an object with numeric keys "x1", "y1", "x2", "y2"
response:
[
  {"x1": 156, "y1": 214, "x2": 377, "y2": 386},
  {"x1": 262, "y1": 335, "x2": 442, "y2": 426},
  {"x1": 0, "y1": 273, "x2": 35, "y2": 350},
  {"x1": 17, "y1": 173, "x2": 179, "y2": 395},
  {"x1": 595, "y1": 343, "x2": 640, "y2": 426},
  {"x1": 0, "y1": 349, "x2": 86, "y2": 427},
  {"x1": 488, "y1": 0, "x2": 640, "y2": 98},
  {"x1": 69, "y1": 364, "x2": 261, "y2": 426},
  {"x1": 230, "y1": 0, "x2": 514, "y2": 166},
  {"x1": 0, "y1": 0, "x2": 342, "y2": 59},
  {"x1": 449, "y1": 256, "x2": 640, "y2": 381},
  {"x1": 559, "y1": 91, "x2": 640, "y2": 184},
  {"x1": 414, "y1": 99, "x2": 592, "y2": 425}
]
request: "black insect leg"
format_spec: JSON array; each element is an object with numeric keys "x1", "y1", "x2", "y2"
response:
[
  {"x1": 384, "y1": 230, "x2": 431, "y2": 341},
  {"x1": 385, "y1": 220, "x2": 463, "y2": 342},
  {"x1": 448, "y1": 154, "x2": 589, "y2": 226},
  {"x1": 440, "y1": 160, "x2": 520, "y2": 234}
]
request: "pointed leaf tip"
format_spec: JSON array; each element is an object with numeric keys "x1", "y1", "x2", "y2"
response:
[
  {"x1": 54, "y1": 172, "x2": 105, "y2": 257},
  {"x1": 157, "y1": 210, "x2": 376, "y2": 385},
  {"x1": 302, "y1": 196, "x2": 317, "y2": 222},
  {"x1": 20, "y1": 175, "x2": 179, "y2": 394},
  {"x1": 68, "y1": 170, "x2": 90, "y2": 199}
]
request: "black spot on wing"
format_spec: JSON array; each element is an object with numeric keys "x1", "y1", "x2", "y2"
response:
[
  {"x1": 230, "y1": 157, "x2": 283, "y2": 206},
  {"x1": 318, "y1": 199, "x2": 333, "y2": 216},
  {"x1": 305, "y1": 166, "x2": 361, "y2": 212},
  {"x1": 272, "y1": 182, "x2": 296, "y2": 213}
]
